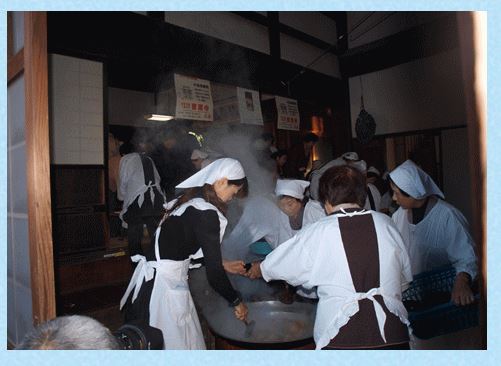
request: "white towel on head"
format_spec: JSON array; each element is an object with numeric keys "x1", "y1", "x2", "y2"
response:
[
  {"x1": 349, "y1": 159, "x2": 367, "y2": 173},
  {"x1": 275, "y1": 179, "x2": 310, "y2": 200},
  {"x1": 389, "y1": 159, "x2": 444, "y2": 199},
  {"x1": 176, "y1": 158, "x2": 245, "y2": 188},
  {"x1": 342, "y1": 152, "x2": 359, "y2": 161}
]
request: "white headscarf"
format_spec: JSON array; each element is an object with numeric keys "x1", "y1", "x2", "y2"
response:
[
  {"x1": 176, "y1": 158, "x2": 246, "y2": 189},
  {"x1": 349, "y1": 159, "x2": 367, "y2": 173},
  {"x1": 275, "y1": 179, "x2": 310, "y2": 200},
  {"x1": 342, "y1": 152, "x2": 359, "y2": 161},
  {"x1": 389, "y1": 159, "x2": 444, "y2": 199}
]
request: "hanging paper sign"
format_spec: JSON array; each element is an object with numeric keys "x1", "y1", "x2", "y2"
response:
[
  {"x1": 174, "y1": 74, "x2": 213, "y2": 121},
  {"x1": 236, "y1": 87, "x2": 263, "y2": 125},
  {"x1": 276, "y1": 96, "x2": 300, "y2": 131}
]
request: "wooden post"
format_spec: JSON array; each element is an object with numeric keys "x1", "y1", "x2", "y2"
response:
[
  {"x1": 456, "y1": 11, "x2": 487, "y2": 349},
  {"x1": 24, "y1": 11, "x2": 56, "y2": 325}
]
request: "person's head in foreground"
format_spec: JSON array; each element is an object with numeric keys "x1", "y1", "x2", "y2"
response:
[{"x1": 16, "y1": 315, "x2": 120, "y2": 350}]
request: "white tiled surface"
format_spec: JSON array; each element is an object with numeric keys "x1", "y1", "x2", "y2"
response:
[{"x1": 49, "y1": 54, "x2": 104, "y2": 165}]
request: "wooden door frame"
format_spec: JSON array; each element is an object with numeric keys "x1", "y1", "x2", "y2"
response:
[
  {"x1": 457, "y1": 12, "x2": 487, "y2": 349},
  {"x1": 8, "y1": 11, "x2": 56, "y2": 325}
]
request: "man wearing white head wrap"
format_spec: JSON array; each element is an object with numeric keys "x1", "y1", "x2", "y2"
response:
[
  {"x1": 389, "y1": 160, "x2": 477, "y2": 306},
  {"x1": 274, "y1": 179, "x2": 325, "y2": 232},
  {"x1": 223, "y1": 180, "x2": 325, "y2": 261},
  {"x1": 273, "y1": 179, "x2": 325, "y2": 298},
  {"x1": 240, "y1": 179, "x2": 325, "y2": 300},
  {"x1": 275, "y1": 179, "x2": 310, "y2": 200},
  {"x1": 120, "y1": 158, "x2": 249, "y2": 349}
]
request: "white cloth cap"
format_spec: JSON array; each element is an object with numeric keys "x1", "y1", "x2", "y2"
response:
[
  {"x1": 191, "y1": 149, "x2": 208, "y2": 160},
  {"x1": 389, "y1": 159, "x2": 444, "y2": 199},
  {"x1": 349, "y1": 159, "x2": 367, "y2": 173},
  {"x1": 275, "y1": 179, "x2": 310, "y2": 200},
  {"x1": 367, "y1": 166, "x2": 380, "y2": 176},
  {"x1": 341, "y1": 152, "x2": 359, "y2": 161},
  {"x1": 176, "y1": 158, "x2": 245, "y2": 188}
]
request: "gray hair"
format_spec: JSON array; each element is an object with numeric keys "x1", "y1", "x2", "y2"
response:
[{"x1": 16, "y1": 315, "x2": 120, "y2": 350}]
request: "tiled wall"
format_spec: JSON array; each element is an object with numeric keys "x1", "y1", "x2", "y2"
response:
[
  {"x1": 49, "y1": 54, "x2": 103, "y2": 165},
  {"x1": 7, "y1": 74, "x2": 34, "y2": 346}
]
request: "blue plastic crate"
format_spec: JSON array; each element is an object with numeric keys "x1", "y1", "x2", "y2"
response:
[
  {"x1": 402, "y1": 266, "x2": 479, "y2": 339},
  {"x1": 249, "y1": 241, "x2": 273, "y2": 256}
]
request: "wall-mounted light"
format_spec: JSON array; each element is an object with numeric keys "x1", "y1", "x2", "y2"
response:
[{"x1": 144, "y1": 114, "x2": 175, "y2": 122}]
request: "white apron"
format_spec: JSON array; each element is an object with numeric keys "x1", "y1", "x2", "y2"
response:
[
  {"x1": 261, "y1": 209, "x2": 412, "y2": 349},
  {"x1": 120, "y1": 198, "x2": 227, "y2": 350}
]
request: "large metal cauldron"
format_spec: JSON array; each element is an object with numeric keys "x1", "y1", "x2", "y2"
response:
[
  {"x1": 208, "y1": 300, "x2": 315, "y2": 344},
  {"x1": 189, "y1": 267, "x2": 317, "y2": 348}
]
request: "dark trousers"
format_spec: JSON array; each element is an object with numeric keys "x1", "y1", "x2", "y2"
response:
[
  {"x1": 126, "y1": 216, "x2": 159, "y2": 257},
  {"x1": 124, "y1": 195, "x2": 161, "y2": 257}
]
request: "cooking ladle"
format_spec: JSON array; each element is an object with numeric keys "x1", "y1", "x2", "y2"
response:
[{"x1": 243, "y1": 318, "x2": 255, "y2": 338}]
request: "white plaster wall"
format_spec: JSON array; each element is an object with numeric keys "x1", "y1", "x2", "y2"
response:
[
  {"x1": 348, "y1": 11, "x2": 449, "y2": 49},
  {"x1": 164, "y1": 11, "x2": 270, "y2": 55},
  {"x1": 349, "y1": 48, "x2": 466, "y2": 136},
  {"x1": 280, "y1": 33, "x2": 341, "y2": 78},
  {"x1": 163, "y1": 11, "x2": 341, "y2": 78},
  {"x1": 49, "y1": 54, "x2": 104, "y2": 165},
  {"x1": 279, "y1": 12, "x2": 338, "y2": 45}
]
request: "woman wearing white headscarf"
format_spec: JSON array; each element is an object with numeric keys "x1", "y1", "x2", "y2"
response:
[
  {"x1": 389, "y1": 160, "x2": 477, "y2": 306},
  {"x1": 120, "y1": 158, "x2": 249, "y2": 349}
]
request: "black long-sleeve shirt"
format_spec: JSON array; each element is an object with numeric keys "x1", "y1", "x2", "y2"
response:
[{"x1": 145, "y1": 204, "x2": 239, "y2": 305}]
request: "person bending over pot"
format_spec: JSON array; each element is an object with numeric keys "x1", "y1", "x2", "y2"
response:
[
  {"x1": 120, "y1": 158, "x2": 249, "y2": 350},
  {"x1": 249, "y1": 165, "x2": 413, "y2": 350},
  {"x1": 223, "y1": 180, "x2": 325, "y2": 275}
]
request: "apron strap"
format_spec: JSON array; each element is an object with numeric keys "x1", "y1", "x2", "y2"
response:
[
  {"x1": 120, "y1": 255, "x2": 156, "y2": 310},
  {"x1": 154, "y1": 226, "x2": 162, "y2": 261},
  {"x1": 342, "y1": 287, "x2": 389, "y2": 343},
  {"x1": 139, "y1": 153, "x2": 158, "y2": 205}
]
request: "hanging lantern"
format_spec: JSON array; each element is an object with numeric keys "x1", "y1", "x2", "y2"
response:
[{"x1": 355, "y1": 77, "x2": 376, "y2": 144}]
